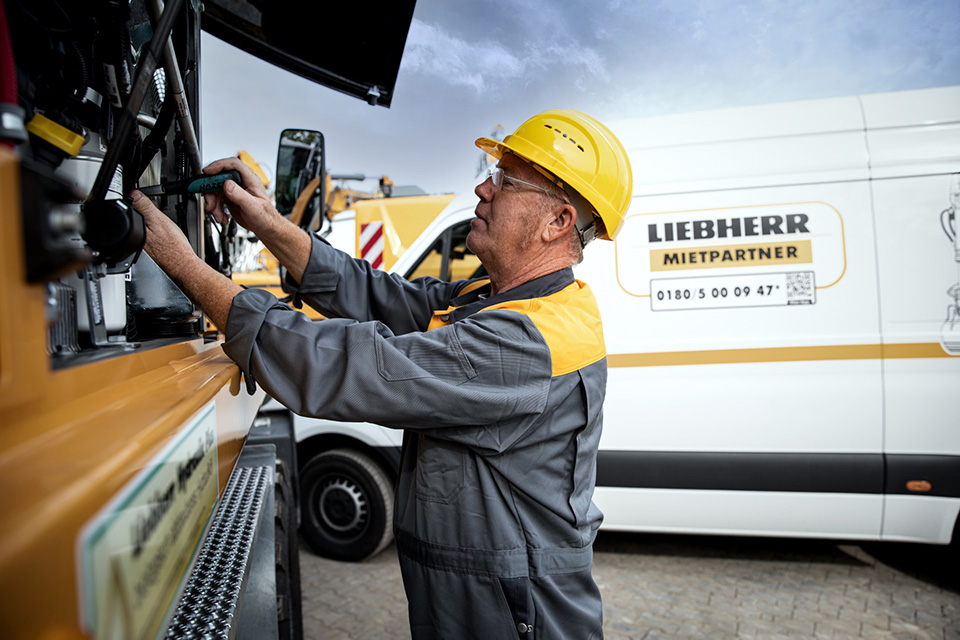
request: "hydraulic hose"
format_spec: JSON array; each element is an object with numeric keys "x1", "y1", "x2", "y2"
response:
[
  {"x1": 0, "y1": 0, "x2": 27, "y2": 147},
  {"x1": 0, "y1": 1, "x2": 17, "y2": 104},
  {"x1": 87, "y1": 0, "x2": 184, "y2": 203},
  {"x1": 146, "y1": 0, "x2": 201, "y2": 174},
  {"x1": 137, "y1": 91, "x2": 177, "y2": 179}
]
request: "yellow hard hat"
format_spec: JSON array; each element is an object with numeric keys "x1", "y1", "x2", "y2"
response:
[{"x1": 475, "y1": 109, "x2": 632, "y2": 241}]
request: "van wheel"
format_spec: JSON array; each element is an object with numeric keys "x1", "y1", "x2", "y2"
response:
[{"x1": 299, "y1": 448, "x2": 394, "y2": 562}]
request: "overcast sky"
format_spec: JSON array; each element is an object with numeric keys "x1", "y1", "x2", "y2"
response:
[{"x1": 201, "y1": 0, "x2": 960, "y2": 196}]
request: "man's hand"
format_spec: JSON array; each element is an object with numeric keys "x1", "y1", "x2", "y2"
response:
[
  {"x1": 201, "y1": 156, "x2": 313, "y2": 283},
  {"x1": 202, "y1": 156, "x2": 280, "y2": 236},
  {"x1": 130, "y1": 189, "x2": 242, "y2": 331},
  {"x1": 131, "y1": 189, "x2": 200, "y2": 281}
]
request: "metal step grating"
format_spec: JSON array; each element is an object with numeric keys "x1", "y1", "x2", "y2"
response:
[{"x1": 165, "y1": 465, "x2": 271, "y2": 639}]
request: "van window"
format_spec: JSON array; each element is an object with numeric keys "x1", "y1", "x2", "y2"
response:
[{"x1": 405, "y1": 221, "x2": 483, "y2": 282}]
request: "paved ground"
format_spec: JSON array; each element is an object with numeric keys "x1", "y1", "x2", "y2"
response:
[{"x1": 299, "y1": 532, "x2": 959, "y2": 639}]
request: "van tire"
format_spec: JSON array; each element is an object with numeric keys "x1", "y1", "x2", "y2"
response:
[{"x1": 299, "y1": 448, "x2": 394, "y2": 562}]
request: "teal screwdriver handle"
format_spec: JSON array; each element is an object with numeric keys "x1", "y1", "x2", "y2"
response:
[{"x1": 186, "y1": 170, "x2": 242, "y2": 194}]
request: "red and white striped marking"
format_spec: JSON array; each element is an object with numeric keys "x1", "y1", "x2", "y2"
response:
[{"x1": 360, "y1": 221, "x2": 384, "y2": 269}]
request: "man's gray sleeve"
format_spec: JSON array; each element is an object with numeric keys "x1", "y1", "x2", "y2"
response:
[
  {"x1": 224, "y1": 288, "x2": 552, "y2": 453},
  {"x1": 283, "y1": 233, "x2": 465, "y2": 334}
]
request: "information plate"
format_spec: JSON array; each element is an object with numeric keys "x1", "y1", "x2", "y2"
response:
[
  {"x1": 79, "y1": 403, "x2": 219, "y2": 640},
  {"x1": 650, "y1": 271, "x2": 816, "y2": 311}
]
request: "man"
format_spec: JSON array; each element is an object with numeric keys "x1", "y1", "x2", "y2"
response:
[{"x1": 132, "y1": 109, "x2": 632, "y2": 639}]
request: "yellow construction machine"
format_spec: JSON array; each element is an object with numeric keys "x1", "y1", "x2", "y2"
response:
[
  {"x1": 0, "y1": 1, "x2": 417, "y2": 638},
  {"x1": 233, "y1": 129, "x2": 455, "y2": 317}
]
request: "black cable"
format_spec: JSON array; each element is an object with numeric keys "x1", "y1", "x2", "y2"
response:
[{"x1": 137, "y1": 92, "x2": 176, "y2": 179}]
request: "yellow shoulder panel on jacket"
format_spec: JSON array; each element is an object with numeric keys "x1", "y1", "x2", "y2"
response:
[
  {"x1": 426, "y1": 280, "x2": 492, "y2": 331},
  {"x1": 459, "y1": 279, "x2": 490, "y2": 296},
  {"x1": 483, "y1": 281, "x2": 606, "y2": 377}
]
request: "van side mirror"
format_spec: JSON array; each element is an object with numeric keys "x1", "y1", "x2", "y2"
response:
[{"x1": 276, "y1": 129, "x2": 325, "y2": 230}]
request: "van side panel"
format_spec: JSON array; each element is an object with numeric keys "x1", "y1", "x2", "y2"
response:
[
  {"x1": 356, "y1": 86, "x2": 959, "y2": 545},
  {"x1": 583, "y1": 94, "x2": 888, "y2": 539},
  {"x1": 594, "y1": 489, "x2": 883, "y2": 540},
  {"x1": 863, "y1": 87, "x2": 960, "y2": 542}
]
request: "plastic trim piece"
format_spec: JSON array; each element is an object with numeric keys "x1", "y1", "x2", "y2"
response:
[{"x1": 597, "y1": 451, "x2": 960, "y2": 498}]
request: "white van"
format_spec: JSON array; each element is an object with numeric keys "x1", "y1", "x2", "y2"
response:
[{"x1": 277, "y1": 85, "x2": 960, "y2": 560}]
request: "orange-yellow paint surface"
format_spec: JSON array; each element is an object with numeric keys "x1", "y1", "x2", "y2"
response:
[
  {"x1": 354, "y1": 194, "x2": 456, "y2": 271},
  {"x1": 607, "y1": 342, "x2": 953, "y2": 368},
  {"x1": 0, "y1": 148, "x2": 47, "y2": 411},
  {"x1": 0, "y1": 149, "x2": 260, "y2": 639}
]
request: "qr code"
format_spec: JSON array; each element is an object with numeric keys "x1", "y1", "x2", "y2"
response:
[{"x1": 785, "y1": 271, "x2": 815, "y2": 305}]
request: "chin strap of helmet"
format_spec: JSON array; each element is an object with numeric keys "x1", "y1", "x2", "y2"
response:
[{"x1": 526, "y1": 159, "x2": 600, "y2": 247}]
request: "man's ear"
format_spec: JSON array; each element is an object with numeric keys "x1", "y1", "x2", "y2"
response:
[{"x1": 542, "y1": 202, "x2": 578, "y2": 243}]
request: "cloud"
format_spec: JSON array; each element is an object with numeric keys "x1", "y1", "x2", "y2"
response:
[
  {"x1": 401, "y1": 17, "x2": 609, "y2": 96},
  {"x1": 401, "y1": 19, "x2": 525, "y2": 93},
  {"x1": 203, "y1": 1, "x2": 960, "y2": 197}
]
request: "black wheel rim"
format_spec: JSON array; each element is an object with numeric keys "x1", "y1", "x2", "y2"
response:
[{"x1": 316, "y1": 473, "x2": 368, "y2": 541}]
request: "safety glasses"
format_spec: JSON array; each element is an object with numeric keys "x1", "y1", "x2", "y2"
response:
[{"x1": 486, "y1": 167, "x2": 555, "y2": 197}]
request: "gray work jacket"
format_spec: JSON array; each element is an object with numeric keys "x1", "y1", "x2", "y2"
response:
[{"x1": 224, "y1": 234, "x2": 606, "y2": 639}]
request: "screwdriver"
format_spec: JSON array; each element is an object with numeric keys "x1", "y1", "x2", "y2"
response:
[{"x1": 138, "y1": 170, "x2": 241, "y2": 196}]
